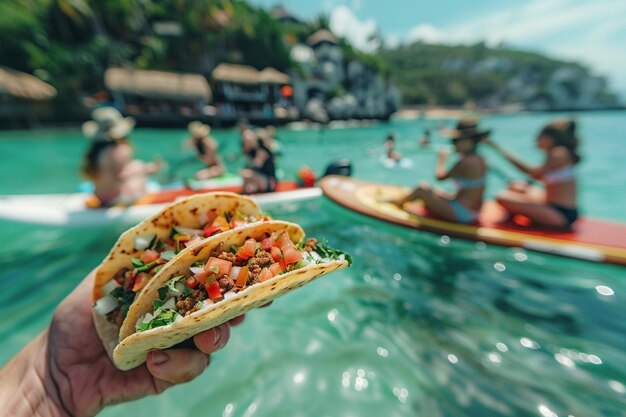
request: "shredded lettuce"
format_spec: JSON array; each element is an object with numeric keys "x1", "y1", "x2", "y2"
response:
[{"x1": 138, "y1": 309, "x2": 180, "y2": 331}]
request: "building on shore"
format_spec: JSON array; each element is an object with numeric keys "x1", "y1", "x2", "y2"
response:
[
  {"x1": 0, "y1": 66, "x2": 57, "y2": 128},
  {"x1": 104, "y1": 68, "x2": 214, "y2": 126},
  {"x1": 211, "y1": 63, "x2": 295, "y2": 125}
]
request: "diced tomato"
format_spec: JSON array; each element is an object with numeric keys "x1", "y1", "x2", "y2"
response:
[
  {"x1": 204, "y1": 257, "x2": 232, "y2": 277},
  {"x1": 258, "y1": 267, "x2": 273, "y2": 282},
  {"x1": 235, "y1": 266, "x2": 249, "y2": 287},
  {"x1": 203, "y1": 225, "x2": 222, "y2": 238},
  {"x1": 261, "y1": 232, "x2": 277, "y2": 251},
  {"x1": 270, "y1": 246, "x2": 282, "y2": 262},
  {"x1": 140, "y1": 249, "x2": 160, "y2": 264},
  {"x1": 194, "y1": 269, "x2": 210, "y2": 285},
  {"x1": 204, "y1": 209, "x2": 218, "y2": 227},
  {"x1": 282, "y1": 245, "x2": 303, "y2": 265},
  {"x1": 206, "y1": 281, "x2": 222, "y2": 300},
  {"x1": 275, "y1": 232, "x2": 292, "y2": 250},
  {"x1": 230, "y1": 217, "x2": 246, "y2": 229},
  {"x1": 186, "y1": 275, "x2": 199, "y2": 289},
  {"x1": 132, "y1": 272, "x2": 150, "y2": 292},
  {"x1": 269, "y1": 262, "x2": 284, "y2": 276},
  {"x1": 236, "y1": 238, "x2": 257, "y2": 260}
]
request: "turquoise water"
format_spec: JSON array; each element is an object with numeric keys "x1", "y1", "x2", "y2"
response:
[{"x1": 1, "y1": 112, "x2": 625, "y2": 416}]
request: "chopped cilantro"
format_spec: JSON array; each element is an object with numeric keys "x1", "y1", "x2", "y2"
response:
[{"x1": 317, "y1": 239, "x2": 353, "y2": 266}]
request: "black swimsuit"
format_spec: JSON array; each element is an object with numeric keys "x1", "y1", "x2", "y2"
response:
[{"x1": 246, "y1": 141, "x2": 277, "y2": 192}]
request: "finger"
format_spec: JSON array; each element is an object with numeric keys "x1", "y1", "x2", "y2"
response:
[
  {"x1": 147, "y1": 348, "x2": 210, "y2": 384},
  {"x1": 193, "y1": 323, "x2": 231, "y2": 355},
  {"x1": 228, "y1": 315, "x2": 246, "y2": 326}
]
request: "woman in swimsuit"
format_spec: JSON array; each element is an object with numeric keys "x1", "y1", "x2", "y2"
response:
[
  {"x1": 485, "y1": 119, "x2": 580, "y2": 228},
  {"x1": 390, "y1": 118, "x2": 489, "y2": 224},
  {"x1": 186, "y1": 121, "x2": 225, "y2": 180},
  {"x1": 241, "y1": 128, "x2": 277, "y2": 194},
  {"x1": 82, "y1": 107, "x2": 163, "y2": 207}
]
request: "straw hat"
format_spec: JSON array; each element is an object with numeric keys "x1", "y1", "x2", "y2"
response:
[
  {"x1": 441, "y1": 118, "x2": 491, "y2": 141},
  {"x1": 188, "y1": 121, "x2": 210, "y2": 139},
  {"x1": 82, "y1": 107, "x2": 135, "y2": 141}
]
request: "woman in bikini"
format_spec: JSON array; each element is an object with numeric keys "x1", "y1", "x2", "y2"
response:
[
  {"x1": 485, "y1": 119, "x2": 580, "y2": 228},
  {"x1": 390, "y1": 118, "x2": 489, "y2": 224}
]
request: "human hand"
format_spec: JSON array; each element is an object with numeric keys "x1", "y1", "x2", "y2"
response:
[{"x1": 45, "y1": 270, "x2": 242, "y2": 416}]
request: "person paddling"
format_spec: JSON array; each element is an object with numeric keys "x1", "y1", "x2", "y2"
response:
[
  {"x1": 186, "y1": 121, "x2": 225, "y2": 180},
  {"x1": 485, "y1": 119, "x2": 580, "y2": 228},
  {"x1": 388, "y1": 118, "x2": 488, "y2": 224}
]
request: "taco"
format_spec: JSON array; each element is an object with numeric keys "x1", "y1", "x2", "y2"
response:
[
  {"x1": 111, "y1": 220, "x2": 351, "y2": 370},
  {"x1": 92, "y1": 192, "x2": 265, "y2": 356}
]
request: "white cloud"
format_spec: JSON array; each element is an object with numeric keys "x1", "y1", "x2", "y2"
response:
[
  {"x1": 407, "y1": 24, "x2": 445, "y2": 44},
  {"x1": 329, "y1": 5, "x2": 379, "y2": 53}
]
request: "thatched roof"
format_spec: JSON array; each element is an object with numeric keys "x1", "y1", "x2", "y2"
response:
[
  {"x1": 105, "y1": 68, "x2": 211, "y2": 102},
  {"x1": 212, "y1": 63, "x2": 260, "y2": 84},
  {"x1": 0, "y1": 66, "x2": 57, "y2": 101},
  {"x1": 212, "y1": 64, "x2": 290, "y2": 85},
  {"x1": 307, "y1": 29, "x2": 338, "y2": 47},
  {"x1": 258, "y1": 67, "x2": 290, "y2": 84}
]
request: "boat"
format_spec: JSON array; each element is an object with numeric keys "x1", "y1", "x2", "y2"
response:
[{"x1": 320, "y1": 176, "x2": 626, "y2": 266}]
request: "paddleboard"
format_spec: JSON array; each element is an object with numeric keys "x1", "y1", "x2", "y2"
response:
[
  {"x1": 0, "y1": 184, "x2": 321, "y2": 228},
  {"x1": 379, "y1": 155, "x2": 413, "y2": 169},
  {"x1": 320, "y1": 176, "x2": 626, "y2": 266}
]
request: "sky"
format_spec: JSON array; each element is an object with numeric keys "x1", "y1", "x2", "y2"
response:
[{"x1": 251, "y1": 0, "x2": 626, "y2": 99}]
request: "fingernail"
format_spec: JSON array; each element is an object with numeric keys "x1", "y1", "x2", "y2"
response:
[
  {"x1": 151, "y1": 351, "x2": 169, "y2": 365},
  {"x1": 213, "y1": 329, "x2": 222, "y2": 347}
]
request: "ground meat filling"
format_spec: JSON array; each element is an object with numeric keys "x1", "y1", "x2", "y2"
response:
[
  {"x1": 303, "y1": 238, "x2": 318, "y2": 252},
  {"x1": 246, "y1": 250, "x2": 273, "y2": 284},
  {"x1": 176, "y1": 287, "x2": 208, "y2": 316},
  {"x1": 218, "y1": 275, "x2": 235, "y2": 294}
]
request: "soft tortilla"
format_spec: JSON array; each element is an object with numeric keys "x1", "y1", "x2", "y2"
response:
[
  {"x1": 113, "y1": 220, "x2": 348, "y2": 370},
  {"x1": 92, "y1": 192, "x2": 262, "y2": 359}
]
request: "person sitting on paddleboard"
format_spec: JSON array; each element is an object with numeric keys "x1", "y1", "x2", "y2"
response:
[
  {"x1": 81, "y1": 107, "x2": 164, "y2": 207},
  {"x1": 485, "y1": 119, "x2": 580, "y2": 228},
  {"x1": 388, "y1": 118, "x2": 489, "y2": 224},
  {"x1": 241, "y1": 128, "x2": 277, "y2": 194},
  {"x1": 186, "y1": 121, "x2": 225, "y2": 180}
]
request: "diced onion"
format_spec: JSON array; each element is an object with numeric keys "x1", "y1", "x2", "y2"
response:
[
  {"x1": 93, "y1": 295, "x2": 119, "y2": 316},
  {"x1": 134, "y1": 233, "x2": 156, "y2": 250},
  {"x1": 174, "y1": 226, "x2": 204, "y2": 236},
  {"x1": 173, "y1": 282, "x2": 186, "y2": 294},
  {"x1": 229, "y1": 266, "x2": 241, "y2": 280},
  {"x1": 102, "y1": 279, "x2": 120, "y2": 295},
  {"x1": 163, "y1": 297, "x2": 176, "y2": 310},
  {"x1": 189, "y1": 266, "x2": 205, "y2": 275},
  {"x1": 224, "y1": 291, "x2": 237, "y2": 300}
]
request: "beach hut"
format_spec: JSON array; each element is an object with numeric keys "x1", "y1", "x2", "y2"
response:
[
  {"x1": 211, "y1": 63, "x2": 293, "y2": 124},
  {"x1": 0, "y1": 66, "x2": 57, "y2": 127},
  {"x1": 104, "y1": 68, "x2": 212, "y2": 125}
]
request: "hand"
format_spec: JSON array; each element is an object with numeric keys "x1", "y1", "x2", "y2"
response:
[{"x1": 1, "y1": 270, "x2": 242, "y2": 417}]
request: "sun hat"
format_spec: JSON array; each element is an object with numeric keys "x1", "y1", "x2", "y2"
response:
[
  {"x1": 82, "y1": 107, "x2": 135, "y2": 141},
  {"x1": 187, "y1": 121, "x2": 211, "y2": 139},
  {"x1": 442, "y1": 118, "x2": 491, "y2": 141}
]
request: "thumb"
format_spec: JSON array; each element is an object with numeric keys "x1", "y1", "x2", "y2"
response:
[{"x1": 146, "y1": 349, "x2": 210, "y2": 385}]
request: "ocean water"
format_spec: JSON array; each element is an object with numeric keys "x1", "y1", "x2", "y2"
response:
[{"x1": 0, "y1": 111, "x2": 625, "y2": 417}]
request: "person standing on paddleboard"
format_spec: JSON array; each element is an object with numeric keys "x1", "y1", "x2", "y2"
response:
[
  {"x1": 388, "y1": 118, "x2": 489, "y2": 224},
  {"x1": 81, "y1": 107, "x2": 164, "y2": 207},
  {"x1": 485, "y1": 119, "x2": 580, "y2": 228}
]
